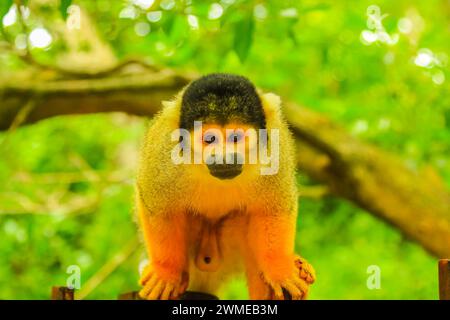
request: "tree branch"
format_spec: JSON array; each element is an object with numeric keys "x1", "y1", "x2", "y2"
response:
[{"x1": 0, "y1": 68, "x2": 449, "y2": 258}]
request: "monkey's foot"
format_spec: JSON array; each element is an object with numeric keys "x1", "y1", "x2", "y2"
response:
[
  {"x1": 295, "y1": 256, "x2": 315, "y2": 285},
  {"x1": 263, "y1": 255, "x2": 315, "y2": 300},
  {"x1": 138, "y1": 264, "x2": 189, "y2": 300}
]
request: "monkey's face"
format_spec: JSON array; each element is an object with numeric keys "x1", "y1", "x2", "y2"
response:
[
  {"x1": 189, "y1": 122, "x2": 261, "y2": 182},
  {"x1": 178, "y1": 73, "x2": 271, "y2": 184}
]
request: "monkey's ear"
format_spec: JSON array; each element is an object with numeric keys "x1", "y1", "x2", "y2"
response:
[
  {"x1": 162, "y1": 100, "x2": 175, "y2": 108},
  {"x1": 260, "y1": 92, "x2": 282, "y2": 124},
  {"x1": 163, "y1": 88, "x2": 185, "y2": 109},
  {"x1": 161, "y1": 96, "x2": 183, "y2": 128}
]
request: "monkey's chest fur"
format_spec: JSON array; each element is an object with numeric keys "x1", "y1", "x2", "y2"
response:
[
  {"x1": 186, "y1": 207, "x2": 249, "y2": 294},
  {"x1": 189, "y1": 209, "x2": 245, "y2": 270}
]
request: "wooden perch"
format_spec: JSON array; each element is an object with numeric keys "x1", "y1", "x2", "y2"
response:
[
  {"x1": 51, "y1": 286, "x2": 74, "y2": 300},
  {"x1": 118, "y1": 291, "x2": 219, "y2": 300},
  {"x1": 1, "y1": 68, "x2": 450, "y2": 258},
  {"x1": 50, "y1": 286, "x2": 218, "y2": 300},
  {"x1": 439, "y1": 259, "x2": 450, "y2": 300},
  {"x1": 50, "y1": 259, "x2": 450, "y2": 300}
]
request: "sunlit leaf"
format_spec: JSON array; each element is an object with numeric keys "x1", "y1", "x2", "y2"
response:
[
  {"x1": 288, "y1": 27, "x2": 298, "y2": 46},
  {"x1": 0, "y1": 0, "x2": 13, "y2": 22},
  {"x1": 301, "y1": 3, "x2": 330, "y2": 13},
  {"x1": 59, "y1": 0, "x2": 72, "y2": 20},
  {"x1": 284, "y1": 16, "x2": 299, "y2": 46},
  {"x1": 169, "y1": 14, "x2": 189, "y2": 42},
  {"x1": 233, "y1": 15, "x2": 254, "y2": 63},
  {"x1": 161, "y1": 12, "x2": 176, "y2": 35}
]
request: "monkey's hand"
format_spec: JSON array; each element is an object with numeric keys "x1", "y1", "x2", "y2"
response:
[
  {"x1": 295, "y1": 256, "x2": 315, "y2": 286},
  {"x1": 262, "y1": 255, "x2": 315, "y2": 300},
  {"x1": 139, "y1": 263, "x2": 189, "y2": 300}
]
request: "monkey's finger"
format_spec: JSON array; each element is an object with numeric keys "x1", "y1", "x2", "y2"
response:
[
  {"x1": 292, "y1": 277, "x2": 309, "y2": 300},
  {"x1": 148, "y1": 280, "x2": 165, "y2": 300},
  {"x1": 138, "y1": 288, "x2": 149, "y2": 299},
  {"x1": 170, "y1": 284, "x2": 181, "y2": 300},
  {"x1": 139, "y1": 276, "x2": 157, "y2": 299},
  {"x1": 139, "y1": 274, "x2": 159, "y2": 299},
  {"x1": 143, "y1": 273, "x2": 158, "y2": 292},
  {"x1": 299, "y1": 269, "x2": 314, "y2": 284},
  {"x1": 172, "y1": 282, "x2": 184, "y2": 299},
  {"x1": 283, "y1": 282, "x2": 302, "y2": 300},
  {"x1": 160, "y1": 282, "x2": 175, "y2": 300},
  {"x1": 298, "y1": 264, "x2": 316, "y2": 284},
  {"x1": 173, "y1": 280, "x2": 188, "y2": 299},
  {"x1": 180, "y1": 277, "x2": 189, "y2": 294},
  {"x1": 139, "y1": 268, "x2": 154, "y2": 286},
  {"x1": 292, "y1": 275, "x2": 304, "y2": 288},
  {"x1": 270, "y1": 283, "x2": 284, "y2": 300}
]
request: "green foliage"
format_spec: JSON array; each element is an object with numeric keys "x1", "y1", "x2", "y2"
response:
[
  {"x1": 233, "y1": 14, "x2": 254, "y2": 63},
  {"x1": 0, "y1": 0, "x2": 448, "y2": 299},
  {"x1": 0, "y1": 115, "x2": 146, "y2": 299},
  {"x1": 297, "y1": 194, "x2": 438, "y2": 299},
  {"x1": 59, "y1": 0, "x2": 72, "y2": 20},
  {"x1": 0, "y1": 0, "x2": 13, "y2": 24}
]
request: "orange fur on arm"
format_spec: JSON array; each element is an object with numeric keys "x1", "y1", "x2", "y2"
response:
[
  {"x1": 247, "y1": 211, "x2": 297, "y2": 282},
  {"x1": 137, "y1": 195, "x2": 188, "y2": 278}
]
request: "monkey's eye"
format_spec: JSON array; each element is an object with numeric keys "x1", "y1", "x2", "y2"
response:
[
  {"x1": 203, "y1": 134, "x2": 217, "y2": 144},
  {"x1": 228, "y1": 133, "x2": 243, "y2": 143}
]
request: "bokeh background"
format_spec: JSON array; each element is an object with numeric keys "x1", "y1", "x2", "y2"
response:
[{"x1": 0, "y1": 0, "x2": 449, "y2": 299}]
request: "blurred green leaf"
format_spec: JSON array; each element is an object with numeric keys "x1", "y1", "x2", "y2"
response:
[
  {"x1": 59, "y1": 0, "x2": 72, "y2": 20},
  {"x1": 233, "y1": 15, "x2": 254, "y2": 63},
  {"x1": 161, "y1": 12, "x2": 176, "y2": 36},
  {"x1": 0, "y1": 0, "x2": 13, "y2": 22},
  {"x1": 168, "y1": 14, "x2": 189, "y2": 42},
  {"x1": 301, "y1": 3, "x2": 330, "y2": 13}
]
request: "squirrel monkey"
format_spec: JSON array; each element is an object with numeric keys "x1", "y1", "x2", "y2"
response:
[{"x1": 136, "y1": 74, "x2": 315, "y2": 300}]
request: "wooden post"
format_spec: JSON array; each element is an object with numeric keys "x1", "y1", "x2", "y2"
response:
[
  {"x1": 439, "y1": 259, "x2": 450, "y2": 300},
  {"x1": 51, "y1": 286, "x2": 75, "y2": 300},
  {"x1": 117, "y1": 291, "x2": 218, "y2": 300},
  {"x1": 51, "y1": 286, "x2": 218, "y2": 300},
  {"x1": 118, "y1": 291, "x2": 142, "y2": 300}
]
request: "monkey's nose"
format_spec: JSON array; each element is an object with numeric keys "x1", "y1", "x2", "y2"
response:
[{"x1": 207, "y1": 153, "x2": 243, "y2": 180}]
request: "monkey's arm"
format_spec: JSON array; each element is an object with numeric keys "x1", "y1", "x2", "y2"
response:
[
  {"x1": 247, "y1": 210, "x2": 314, "y2": 300},
  {"x1": 136, "y1": 194, "x2": 189, "y2": 300}
]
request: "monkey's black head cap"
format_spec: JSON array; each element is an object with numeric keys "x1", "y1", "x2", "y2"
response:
[{"x1": 180, "y1": 73, "x2": 266, "y2": 130}]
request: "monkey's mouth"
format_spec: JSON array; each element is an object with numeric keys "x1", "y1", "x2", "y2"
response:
[{"x1": 207, "y1": 163, "x2": 242, "y2": 180}]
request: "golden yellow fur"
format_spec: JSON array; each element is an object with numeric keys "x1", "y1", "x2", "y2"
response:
[{"x1": 136, "y1": 88, "x2": 315, "y2": 300}]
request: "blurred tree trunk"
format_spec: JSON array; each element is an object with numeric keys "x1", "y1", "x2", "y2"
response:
[{"x1": 0, "y1": 68, "x2": 449, "y2": 258}]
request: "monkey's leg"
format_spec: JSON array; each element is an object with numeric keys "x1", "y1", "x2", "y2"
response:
[
  {"x1": 245, "y1": 253, "x2": 316, "y2": 299},
  {"x1": 247, "y1": 213, "x2": 312, "y2": 300},
  {"x1": 244, "y1": 251, "x2": 271, "y2": 299},
  {"x1": 137, "y1": 196, "x2": 189, "y2": 300}
]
